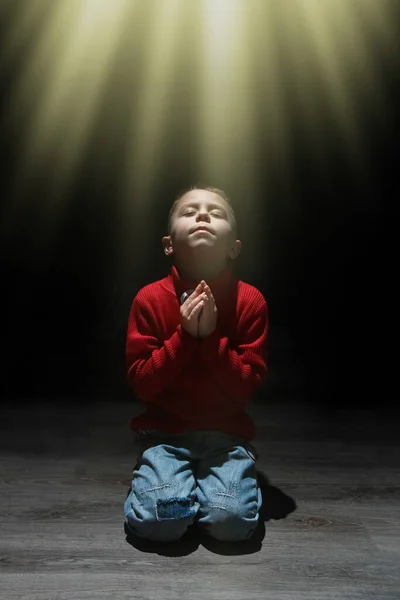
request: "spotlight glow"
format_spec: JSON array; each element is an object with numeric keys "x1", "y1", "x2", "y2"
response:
[{"x1": 0, "y1": 0, "x2": 396, "y2": 258}]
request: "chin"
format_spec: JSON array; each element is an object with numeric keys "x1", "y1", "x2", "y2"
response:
[{"x1": 188, "y1": 238, "x2": 214, "y2": 246}]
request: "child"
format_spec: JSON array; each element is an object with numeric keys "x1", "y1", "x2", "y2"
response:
[{"x1": 124, "y1": 185, "x2": 268, "y2": 543}]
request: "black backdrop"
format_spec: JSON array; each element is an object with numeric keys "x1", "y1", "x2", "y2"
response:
[{"x1": 0, "y1": 5, "x2": 397, "y2": 408}]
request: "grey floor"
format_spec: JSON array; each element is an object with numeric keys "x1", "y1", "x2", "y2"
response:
[{"x1": 1, "y1": 398, "x2": 399, "y2": 600}]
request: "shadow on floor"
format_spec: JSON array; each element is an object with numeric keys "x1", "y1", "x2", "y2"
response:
[
  {"x1": 257, "y1": 470, "x2": 297, "y2": 523},
  {"x1": 124, "y1": 471, "x2": 297, "y2": 557}
]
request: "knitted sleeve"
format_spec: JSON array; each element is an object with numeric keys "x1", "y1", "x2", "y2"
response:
[
  {"x1": 198, "y1": 287, "x2": 268, "y2": 404},
  {"x1": 126, "y1": 289, "x2": 199, "y2": 401}
]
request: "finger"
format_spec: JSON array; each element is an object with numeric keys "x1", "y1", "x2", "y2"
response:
[
  {"x1": 200, "y1": 294, "x2": 210, "y2": 319},
  {"x1": 202, "y1": 282, "x2": 214, "y2": 301},
  {"x1": 188, "y1": 299, "x2": 204, "y2": 320},
  {"x1": 181, "y1": 290, "x2": 204, "y2": 315},
  {"x1": 203, "y1": 295, "x2": 217, "y2": 322},
  {"x1": 188, "y1": 283, "x2": 204, "y2": 301},
  {"x1": 188, "y1": 291, "x2": 207, "y2": 310},
  {"x1": 186, "y1": 283, "x2": 203, "y2": 304},
  {"x1": 198, "y1": 295, "x2": 211, "y2": 322},
  {"x1": 186, "y1": 293, "x2": 207, "y2": 317},
  {"x1": 201, "y1": 280, "x2": 211, "y2": 294},
  {"x1": 202, "y1": 291, "x2": 215, "y2": 314}
]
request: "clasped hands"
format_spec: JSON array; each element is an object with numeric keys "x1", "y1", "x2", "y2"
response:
[{"x1": 180, "y1": 280, "x2": 217, "y2": 340}]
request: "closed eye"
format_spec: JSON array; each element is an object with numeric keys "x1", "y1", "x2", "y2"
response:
[{"x1": 182, "y1": 210, "x2": 224, "y2": 218}]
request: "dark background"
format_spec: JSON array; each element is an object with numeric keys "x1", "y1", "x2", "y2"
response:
[{"x1": 0, "y1": 2, "x2": 397, "y2": 408}]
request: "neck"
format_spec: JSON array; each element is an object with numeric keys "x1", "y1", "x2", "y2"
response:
[{"x1": 175, "y1": 259, "x2": 230, "y2": 282}]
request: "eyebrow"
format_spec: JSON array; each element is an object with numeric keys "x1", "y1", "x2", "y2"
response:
[{"x1": 178, "y1": 202, "x2": 228, "y2": 215}]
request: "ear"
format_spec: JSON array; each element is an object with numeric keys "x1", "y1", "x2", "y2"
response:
[
  {"x1": 228, "y1": 239, "x2": 241, "y2": 260},
  {"x1": 162, "y1": 235, "x2": 174, "y2": 256}
]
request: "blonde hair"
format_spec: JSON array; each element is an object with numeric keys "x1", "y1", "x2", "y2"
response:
[{"x1": 167, "y1": 184, "x2": 237, "y2": 235}]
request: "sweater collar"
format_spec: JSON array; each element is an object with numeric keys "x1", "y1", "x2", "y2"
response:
[{"x1": 167, "y1": 263, "x2": 235, "y2": 307}]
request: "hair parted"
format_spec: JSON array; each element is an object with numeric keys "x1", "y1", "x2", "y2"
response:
[{"x1": 167, "y1": 183, "x2": 237, "y2": 235}]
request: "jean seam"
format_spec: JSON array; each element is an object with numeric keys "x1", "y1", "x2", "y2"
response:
[
  {"x1": 137, "y1": 483, "x2": 172, "y2": 496},
  {"x1": 215, "y1": 492, "x2": 236, "y2": 499}
]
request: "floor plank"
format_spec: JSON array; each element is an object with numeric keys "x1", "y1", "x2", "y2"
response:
[{"x1": 1, "y1": 399, "x2": 399, "y2": 599}]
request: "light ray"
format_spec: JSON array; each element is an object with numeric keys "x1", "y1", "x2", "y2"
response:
[
  {"x1": 295, "y1": 0, "x2": 366, "y2": 168},
  {"x1": 7, "y1": 0, "x2": 130, "y2": 231},
  {"x1": 121, "y1": 0, "x2": 186, "y2": 248},
  {"x1": 0, "y1": 0, "x2": 50, "y2": 76},
  {"x1": 0, "y1": 0, "x2": 396, "y2": 258},
  {"x1": 198, "y1": 0, "x2": 244, "y2": 184}
]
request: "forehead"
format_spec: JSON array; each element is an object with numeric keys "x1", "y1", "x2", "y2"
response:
[{"x1": 177, "y1": 190, "x2": 228, "y2": 211}]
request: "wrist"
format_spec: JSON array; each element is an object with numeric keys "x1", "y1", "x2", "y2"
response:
[{"x1": 198, "y1": 327, "x2": 217, "y2": 340}]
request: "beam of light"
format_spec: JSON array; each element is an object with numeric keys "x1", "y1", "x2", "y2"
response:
[
  {"x1": 0, "y1": 0, "x2": 397, "y2": 260},
  {"x1": 5, "y1": 0, "x2": 131, "y2": 235},
  {"x1": 249, "y1": 2, "x2": 291, "y2": 158},
  {"x1": 121, "y1": 0, "x2": 186, "y2": 243},
  {"x1": 198, "y1": 0, "x2": 251, "y2": 182},
  {"x1": 0, "y1": 0, "x2": 51, "y2": 76},
  {"x1": 197, "y1": 0, "x2": 244, "y2": 186},
  {"x1": 354, "y1": 0, "x2": 399, "y2": 60},
  {"x1": 293, "y1": 0, "x2": 377, "y2": 172},
  {"x1": 197, "y1": 0, "x2": 265, "y2": 257}
]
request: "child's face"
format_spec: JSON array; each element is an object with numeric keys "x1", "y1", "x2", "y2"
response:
[{"x1": 168, "y1": 190, "x2": 237, "y2": 260}]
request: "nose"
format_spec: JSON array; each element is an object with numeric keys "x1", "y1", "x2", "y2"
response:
[{"x1": 196, "y1": 210, "x2": 211, "y2": 223}]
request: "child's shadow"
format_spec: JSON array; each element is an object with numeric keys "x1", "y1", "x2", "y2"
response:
[
  {"x1": 257, "y1": 471, "x2": 297, "y2": 523},
  {"x1": 125, "y1": 471, "x2": 296, "y2": 557}
]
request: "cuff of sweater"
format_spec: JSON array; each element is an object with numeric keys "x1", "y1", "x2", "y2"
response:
[
  {"x1": 198, "y1": 326, "x2": 222, "y2": 363},
  {"x1": 177, "y1": 324, "x2": 200, "y2": 351}
]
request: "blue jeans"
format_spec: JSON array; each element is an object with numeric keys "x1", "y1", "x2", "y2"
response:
[{"x1": 124, "y1": 430, "x2": 262, "y2": 542}]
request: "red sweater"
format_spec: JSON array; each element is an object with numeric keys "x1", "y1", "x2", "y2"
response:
[{"x1": 126, "y1": 264, "x2": 268, "y2": 440}]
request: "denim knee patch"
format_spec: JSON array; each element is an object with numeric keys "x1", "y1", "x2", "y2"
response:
[{"x1": 156, "y1": 497, "x2": 194, "y2": 521}]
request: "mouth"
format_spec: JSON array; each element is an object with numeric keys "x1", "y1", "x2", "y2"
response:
[{"x1": 192, "y1": 226, "x2": 213, "y2": 234}]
